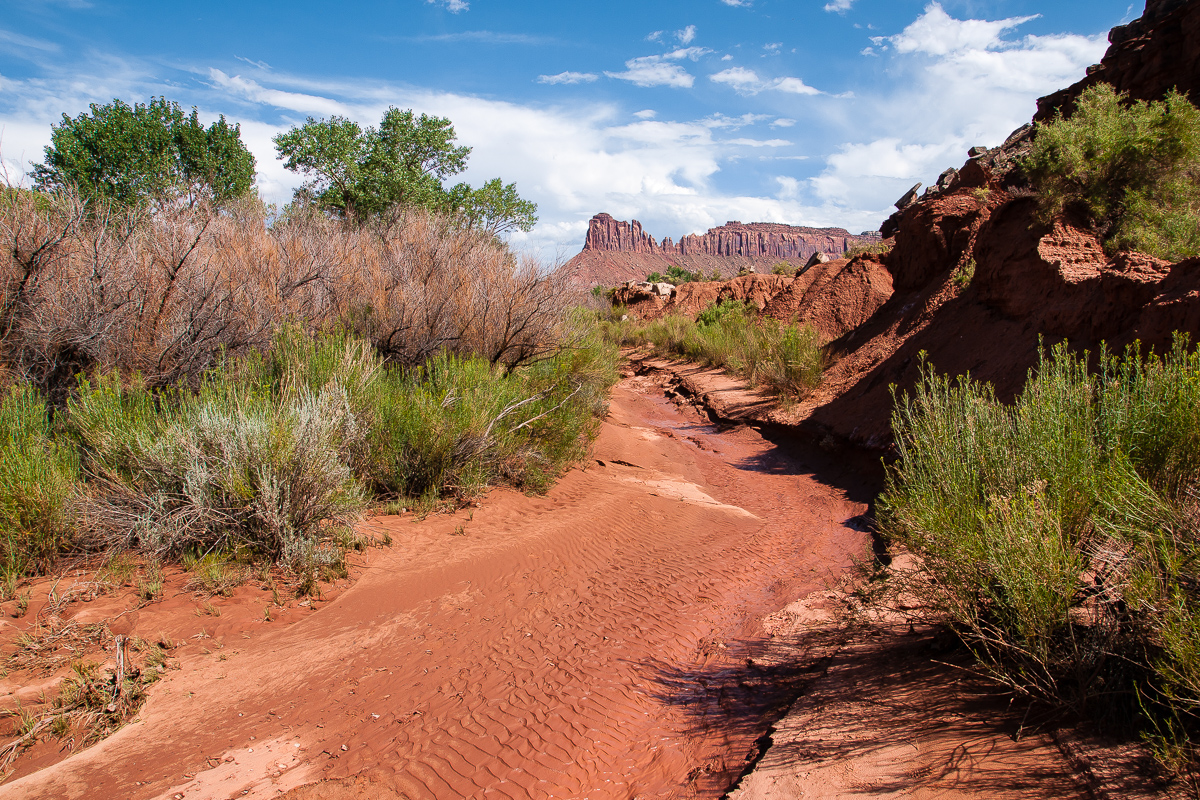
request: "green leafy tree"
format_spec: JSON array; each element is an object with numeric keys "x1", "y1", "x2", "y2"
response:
[
  {"x1": 444, "y1": 178, "x2": 538, "y2": 236},
  {"x1": 1025, "y1": 84, "x2": 1200, "y2": 260},
  {"x1": 274, "y1": 108, "x2": 536, "y2": 234},
  {"x1": 274, "y1": 108, "x2": 469, "y2": 219},
  {"x1": 32, "y1": 98, "x2": 256, "y2": 208}
]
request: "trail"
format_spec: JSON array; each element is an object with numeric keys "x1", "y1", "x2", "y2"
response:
[{"x1": 2, "y1": 374, "x2": 873, "y2": 799}]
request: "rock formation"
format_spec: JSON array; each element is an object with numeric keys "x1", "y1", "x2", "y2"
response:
[
  {"x1": 1036, "y1": 0, "x2": 1200, "y2": 119},
  {"x1": 564, "y1": 214, "x2": 881, "y2": 287}
]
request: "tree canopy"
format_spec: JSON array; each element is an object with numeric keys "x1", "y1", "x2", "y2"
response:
[
  {"x1": 32, "y1": 97, "x2": 257, "y2": 208},
  {"x1": 274, "y1": 107, "x2": 537, "y2": 235}
]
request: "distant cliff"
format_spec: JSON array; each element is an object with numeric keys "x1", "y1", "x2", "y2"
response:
[{"x1": 564, "y1": 213, "x2": 881, "y2": 287}]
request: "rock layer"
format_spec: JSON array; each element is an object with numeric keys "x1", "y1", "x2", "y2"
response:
[
  {"x1": 1036, "y1": 0, "x2": 1200, "y2": 119},
  {"x1": 565, "y1": 213, "x2": 881, "y2": 287}
]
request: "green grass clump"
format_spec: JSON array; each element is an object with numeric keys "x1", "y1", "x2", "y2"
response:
[
  {"x1": 366, "y1": 321, "x2": 618, "y2": 500},
  {"x1": 1025, "y1": 83, "x2": 1200, "y2": 261},
  {"x1": 605, "y1": 300, "x2": 824, "y2": 398},
  {"x1": 62, "y1": 323, "x2": 617, "y2": 576},
  {"x1": 0, "y1": 384, "x2": 79, "y2": 576},
  {"x1": 880, "y1": 338, "x2": 1200, "y2": 769}
]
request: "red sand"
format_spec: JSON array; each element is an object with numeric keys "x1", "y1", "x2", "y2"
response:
[{"x1": 0, "y1": 376, "x2": 872, "y2": 798}]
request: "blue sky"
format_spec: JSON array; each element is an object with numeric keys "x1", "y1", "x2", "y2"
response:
[{"x1": 0, "y1": 0, "x2": 1134, "y2": 258}]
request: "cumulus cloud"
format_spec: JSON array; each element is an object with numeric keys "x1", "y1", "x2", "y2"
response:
[
  {"x1": 720, "y1": 0, "x2": 752, "y2": 6},
  {"x1": 634, "y1": 109, "x2": 658, "y2": 119},
  {"x1": 710, "y1": 67, "x2": 822, "y2": 96},
  {"x1": 889, "y1": 3, "x2": 1037, "y2": 56},
  {"x1": 538, "y1": 71, "x2": 599, "y2": 85},
  {"x1": 605, "y1": 55, "x2": 696, "y2": 88},
  {"x1": 824, "y1": 0, "x2": 854, "y2": 13},
  {"x1": 426, "y1": 0, "x2": 468, "y2": 12},
  {"x1": 811, "y1": 2, "x2": 1106, "y2": 220},
  {"x1": 771, "y1": 118, "x2": 797, "y2": 128},
  {"x1": 762, "y1": 42, "x2": 782, "y2": 55},
  {"x1": 677, "y1": 25, "x2": 697, "y2": 45}
]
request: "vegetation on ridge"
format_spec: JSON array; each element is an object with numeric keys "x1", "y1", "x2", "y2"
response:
[{"x1": 1025, "y1": 83, "x2": 1200, "y2": 261}]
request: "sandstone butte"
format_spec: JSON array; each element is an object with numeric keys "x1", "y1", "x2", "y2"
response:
[{"x1": 561, "y1": 213, "x2": 882, "y2": 287}]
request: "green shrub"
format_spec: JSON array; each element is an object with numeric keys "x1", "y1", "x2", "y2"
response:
[
  {"x1": 604, "y1": 301, "x2": 824, "y2": 398},
  {"x1": 1025, "y1": 84, "x2": 1200, "y2": 261},
  {"x1": 646, "y1": 264, "x2": 703, "y2": 285},
  {"x1": 365, "y1": 324, "x2": 618, "y2": 499},
  {"x1": 70, "y1": 369, "x2": 368, "y2": 573},
  {"x1": 880, "y1": 338, "x2": 1200, "y2": 763},
  {"x1": 0, "y1": 384, "x2": 79, "y2": 575},
  {"x1": 771, "y1": 262, "x2": 797, "y2": 276}
]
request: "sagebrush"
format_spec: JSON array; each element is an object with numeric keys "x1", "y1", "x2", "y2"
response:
[{"x1": 879, "y1": 338, "x2": 1200, "y2": 770}]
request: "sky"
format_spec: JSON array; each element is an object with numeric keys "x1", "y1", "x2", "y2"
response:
[{"x1": 0, "y1": 0, "x2": 1136, "y2": 260}]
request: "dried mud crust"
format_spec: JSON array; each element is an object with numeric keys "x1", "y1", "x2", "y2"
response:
[{"x1": 0, "y1": 374, "x2": 874, "y2": 799}]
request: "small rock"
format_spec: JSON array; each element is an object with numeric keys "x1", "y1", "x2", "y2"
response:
[
  {"x1": 894, "y1": 183, "x2": 922, "y2": 210},
  {"x1": 340, "y1": 744, "x2": 349, "y2": 751}
]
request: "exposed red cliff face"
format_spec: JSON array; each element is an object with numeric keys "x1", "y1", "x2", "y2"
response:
[
  {"x1": 565, "y1": 213, "x2": 881, "y2": 287},
  {"x1": 1036, "y1": 0, "x2": 1200, "y2": 119}
]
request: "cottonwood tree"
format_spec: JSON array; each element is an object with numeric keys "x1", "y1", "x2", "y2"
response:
[
  {"x1": 32, "y1": 98, "x2": 257, "y2": 209},
  {"x1": 274, "y1": 107, "x2": 537, "y2": 235}
]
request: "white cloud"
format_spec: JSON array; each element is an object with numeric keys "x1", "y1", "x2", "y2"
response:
[
  {"x1": 824, "y1": 0, "x2": 854, "y2": 13},
  {"x1": 720, "y1": 0, "x2": 752, "y2": 6},
  {"x1": 721, "y1": 54, "x2": 734, "y2": 61},
  {"x1": 634, "y1": 109, "x2": 658, "y2": 119},
  {"x1": 771, "y1": 118, "x2": 796, "y2": 128},
  {"x1": 426, "y1": 0, "x2": 469, "y2": 12},
  {"x1": 775, "y1": 77, "x2": 821, "y2": 95},
  {"x1": 710, "y1": 68, "x2": 823, "y2": 96},
  {"x1": 762, "y1": 42, "x2": 782, "y2": 55},
  {"x1": 0, "y1": 29, "x2": 60, "y2": 53},
  {"x1": 701, "y1": 112, "x2": 770, "y2": 129},
  {"x1": 890, "y1": 3, "x2": 1037, "y2": 56},
  {"x1": 663, "y1": 46, "x2": 710, "y2": 61},
  {"x1": 538, "y1": 71, "x2": 599, "y2": 85},
  {"x1": 811, "y1": 3, "x2": 1105, "y2": 219},
  {"x1": 605, "y1": 56, "x2": 695, "y2": 88},
  {"x1": 677, "y1": 25, "x2": 697, "y2": 45},
  {"x1": 710, "y1": 66, "x2": 760, "y2": 89},
  {"x1": 208, "y1": 69, "x2": 348, "y2": 115},
  {"x1": 647, "y1": 30, "x2": 664, "y2": 42},
  {"x1": 724, "y1": 137, "x2": 791, "y2": 147}
]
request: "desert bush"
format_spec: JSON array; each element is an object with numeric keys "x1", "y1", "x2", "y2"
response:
[
  {"x1": 60, "y1": 323, "x2": 616, "y2": 574},
  {"x1": 365, "y1": 315, "x2": 618, "y2": 499},
  {"x1": 69, "y1": 369, "x2": 367, "y2": 573},
  {"x1": 0, "y1": 383, "x2": 79, "y2": 576},
  {"x1": 646, "y1": 264, "x2": 703, "y2": 285},
  {"x1": 1025, "y1": 83, "x2": 1200, "y2": 261},
  {"x1": 605, "y1": 301, "x2": 824, "y2": 398},
  {"x1": 0, "y1": 193, "x2": 576, "y2": 397},
  {"x1": 844, "y1": 239, "x2": 892, "y2": 259},
  {"x1": 880, "y1": 338, "x2": 1200, "y2": 764},
  {"x1": 771, "y1": 261, "x2": 797, "y2": 276}
]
